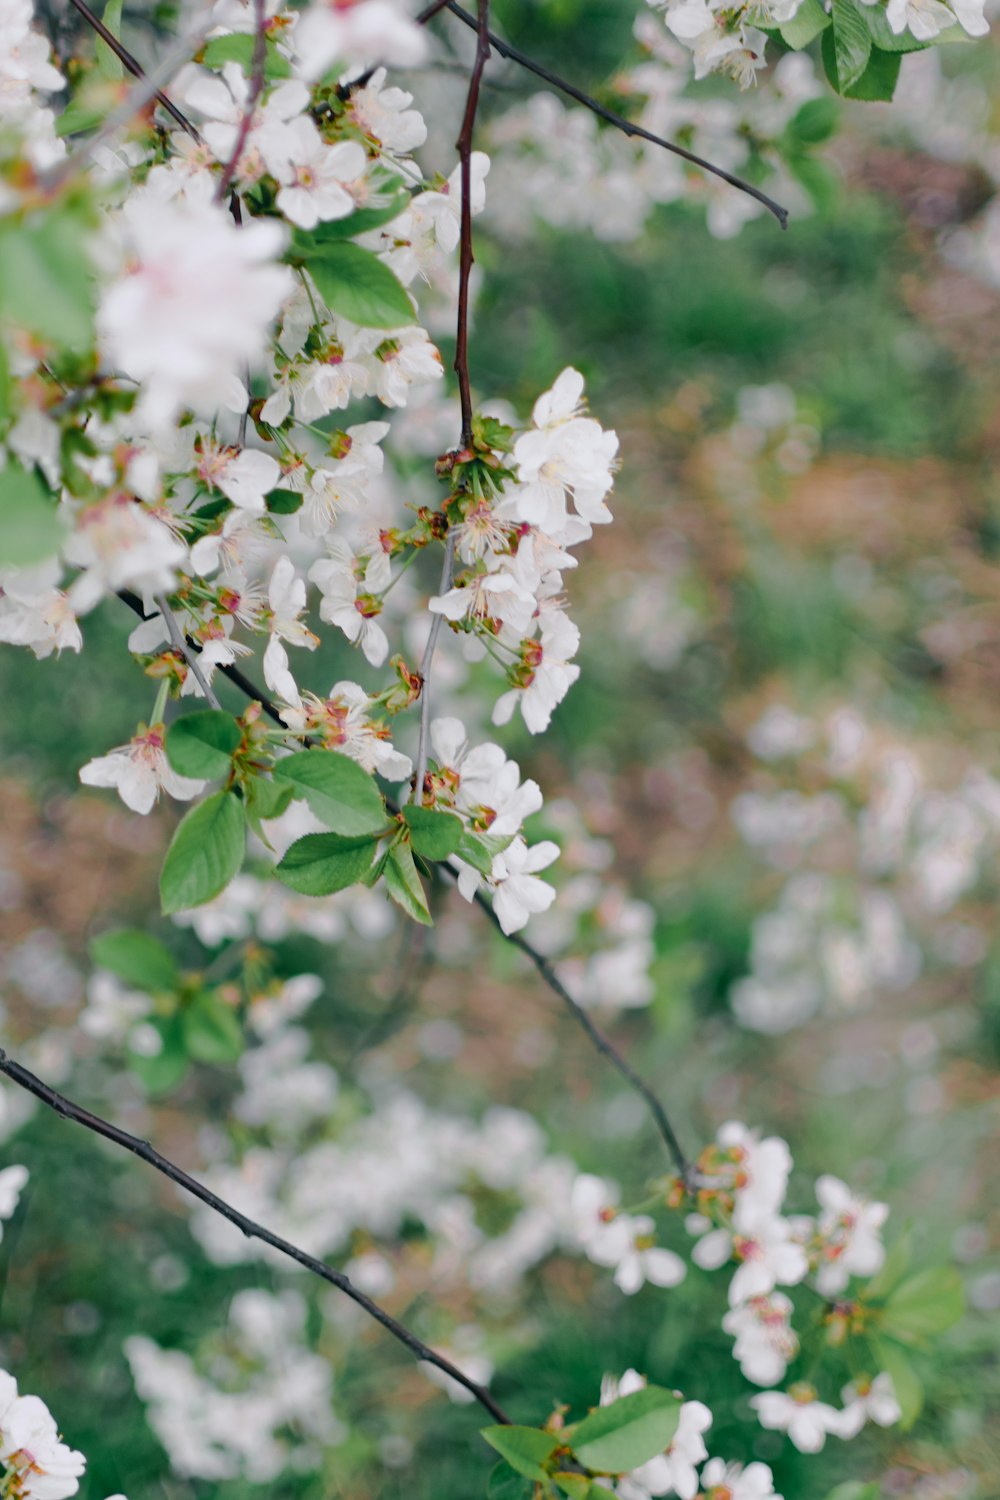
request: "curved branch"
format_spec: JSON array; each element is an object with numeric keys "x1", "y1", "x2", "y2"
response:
[
  {"x1": 428, "y1": 0, "x2": 789, "y2": 230},
  {"x1": 0, "y1": 1049, "x2": 511, "y2": 1424}
]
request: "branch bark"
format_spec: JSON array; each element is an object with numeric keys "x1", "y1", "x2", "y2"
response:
[{"x1": 0, "y1": 1048, "x2": 511, "y2": 1424}]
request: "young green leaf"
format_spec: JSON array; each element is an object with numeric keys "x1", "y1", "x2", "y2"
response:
[
  {"x1": 294, "y1": 184, "x2": 411, "y2": 243},
  {"x1": 786, "y1": 97, "x2": 840, "y2": 147},
  {"x1": 455, "y1": 828, "x2": 514, "y2": 876},
  {"x1": 383, "y1": 842, "x2": 432, "y2": 925},
  {"x1": 160, "y1": 791, "x2": 246, "y2": 915},
  {"x1": 95, "y1": 0, "x2": 124, "y2": 80},
  {"x1": 127, "y1": 1015, "x2": 188, "y2": 1095},
  {"x1": 567, "y1": 1387, "x2": 681, "y2": 1475},
  {"x1": 0, "y1": 462, "x2": 65, "y2": 567},
  {"x1": 480, "y1": 1426, "x2": 559, "y2": 1481},
  {"x1": 301, "y1": 242, "x2": 416, "y2": 329},
  {"x1": 882, "y1": 1267, "x2": 964, "y2": 1339},
  {"x1": 272, "y1": 749, "x2": 387, "y2": 835},
  {"x1": 780, "y1": 0, "x2": 831, "y2": 47},
  {"x1": 166, "y1": 711, "x2": 241, "y2": 780},
  {"x1": 404, "y1": 805, "x2": 464, "y2": 860},
  {"x1": 554, "y1": 1477, "x2": 609, "y2": 1500},
  {"x1": 871, "y1": 1338, "x2": 923, "y2": 1428},
  {"x1": 486, "y1": 1463, "x2": 533, "y2": 1500},
  {"x1": 839, "y1": 45, "x2": 902, "y2": 101},
  {"x1": 89, "y1": 929, "x2": 180, "y2": 993},
  {"x1": 827, "y1": 0, "x2": 872, "y2": 90},
  {"x1": 266, "y1": 487, "x2": 304, "y2": 514},
  {"x1": 862, "y1": 1235, "x2": 911, "y2": 1303},
  {"x1": 182, "y1": 990, "x2": 244, "y2": 1065},
  {"x1": 244, "y1": 775, "x2": 295, "y2": 844},
  {"x1": 0, "y1": 211, "x2": 96, "y2": 351},
  {"x1": 275, "y1": 832, "x2": 379, "y2": 896},
  {"x1": 861, "y1": 3, "x2": 929, "y2": 50},
  {"x1": 201, "y1": 32, "x2": 291, "y2": 76}
]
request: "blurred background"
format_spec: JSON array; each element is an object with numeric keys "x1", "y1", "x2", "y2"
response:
[{"x1": 2, "y1": 2, "x2": 1000, "y2": 1496}]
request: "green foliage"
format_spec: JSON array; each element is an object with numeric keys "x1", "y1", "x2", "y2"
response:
[
  {"x1": 566, "y1": 1387, "x2": 681, "y2": 1474},
  {"x1": 300, "y1": 178, "x2": 412, "y2": 240},
  {"x1": 89, "y1": 929, "x2": 180, "y2": 993},
  {"x1": 384, "y1": 842, "x2": 433, "y2": 924},
  {"x1": 828, "y1": 0, "x2": 873, "y2": 90},
  {"x1": 200, "y1": 32, "x2": 291, "y2": 76},
  {"x1": 165, "y1": 711, "x2": 241, "y2": 780},
  {"x1": 181, "y1": 990, "x2": 244, "y2": 1065},
  {"x1": 0, "y1": 462, "x2": 65, "y2": 567},
  {"x1": 159, "y1": 791, "x2": 245, "y2": 914},
  {"x1": 404, "y1": 805, "x2": 464, "y2": 860},
  {"x1": 780, "y1": 0, "x2": 831, "y2": 47},
  {"x1": 880, "y1": 1268, "x2": 964, "y2": 1340},
  {"x1": 0, "y1": 205, "x2": 96, "y2": 351},
  {"x1": 296, "y1": 241, "x2": 416, "y2": 328},
  {"x1": 272, "y1": 749, "x2": 388, "y2": 835},
  {"x1": 275, "y1": 832, "x2": 379, "y2": 895},
  {"x1": 480, "y1": 1426, "x2": 559, "y2": 1481},
  {"x1": 871, "y1": 1339, "x2": 924, "y2": 1428},
  {"x1": 94, "y1": 0, "x2": 124, "y2": 80}
]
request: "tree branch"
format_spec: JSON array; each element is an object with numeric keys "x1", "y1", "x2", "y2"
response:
[
  {"x1": 65, "y1": 0, "x2": 199, "y2": 139},
  {"x1": 214, "y1": 0, "x2": 268, "y2": 206},
  {"x1": 0, "y1": 1048, "x2": 511, "y2": 1424},
  {"x1": 467, "y1": 886, "x2": 691, "y2": 1180},
  {"x1": 154, "y1": 594, "x2": 222, "y2": 710},
  {"x1": 431, "y1": 0, "x2": 789, "y2": 231}
]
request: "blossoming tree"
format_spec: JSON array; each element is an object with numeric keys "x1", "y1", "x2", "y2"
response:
[{"x1": 0, "y1": 0, "x2": 985, "y2": 1495}]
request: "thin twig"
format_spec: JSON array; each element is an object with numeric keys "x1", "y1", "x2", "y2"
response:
[
  {"x1": 154, "y1": 594, "x2": 222, "y2": 710},
  {"x1": 411, "y1": 530, "x2": 455, "y2": 803},
  {"x1": 0, "y1": 1049, "x2": 510, "y2": 1423},
  {"x1": 411, "y1": 0, "x2": 490, "y2": 803},
  {"x1": 435, "y1": 1, "x2": 789, "y2": 230},
  {"x1": 44, "y1": 16, "x2": 208, "y2": 191},
  {"x1": 214, "y1": 0, "x2": 268, "y2": 205},
  {"x1": 468, "y1": 886, "x2": 692, "y2": 1180},
  {"x1": 65, "y1": 0, "x2": 200, "y2": 138}
]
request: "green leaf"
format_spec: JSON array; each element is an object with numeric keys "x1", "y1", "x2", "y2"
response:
[
  {"x1": 95, "y1": 0, "x2": 124, "y2": 80},
  {"x1": 301, "y1": 242, "x2": 415, "y2": 329},
  {"x1": 160, "y1": 791, "x2": 246, "y2": 915},
  {"x1": 825, "y1": 0, "x2": 872, "y2": 90},
  {"x1": 455, "y1": 828, "x2": 514, "y2": 876},
  {"x1": 841, "y1": 44, "x2": 902, "y2": 100},
  {"x1": 244, "y1": 775, "x2": 294, "y2": 845},
  {"x1": 0, "y1": 461, "x2": 65, "y2": 567},
  {"x1": 786, "y1": 96, "x2": 840, "y2": 146},
  {"x1": 567, "y1": 1387, "x2": 681, "y2": 1475},
  {"x1": 0, "y1": 211, "x2": 95, "y2": 351},
  {"x1": 480, "y1": 1427, "x2": 558, "y2": 1482},
  {"x1": 404, "y1": 805, "x2": 463, "y2": 860},
  {"x1": 863, "y1": 1235, "x2": 912, "y2": 1303},
  {"x1": 871, "y1": 1338, "x2": 923, "y2": 1428},
  {"x1": 786, "y1": 152, "x2": 840, "y2": 213},
  {"x1": 554, "y1": 1476, "x2": 608, "y2": 1499},
  {"x1": 295, "y1": 183, "x2": 411, "y2": 242},
  {"x1": 882, "y1": 1267, "x2": 964, "y2": 1339},
  {"x1": 55, "y1": 99, "x2": 108, "y2": 137},
  {"x1": 861, "y1": 3, "x2": 930, "y2": 50},
  {"x1": 182, "y1": 990, "x2": 244, "y2": 1064},
  {"x1": 166, "y1": 711, "x2": 241, "y2": 780},
  {"x1": 275, "y1": 832, "x2": 378, "y2": 895},
  {"x1": 823, "y1": 1483, "x2": 882, "y2": 1500},
  {"x1": 128, "y1": 1015, "x2": 188, "y2": 1095},
  {"x1": 265, "y1": 487, "x2": 303, "y2": 514},
  {"x1": 201, "y1": 32, "x2": 291, "y2": 76},
  {"x1": 486, "y1": 1463, "x2": 533, "y2": 1500},
  {"x1": 89, "y1": 929, "x2": 180, "y2": 993},
  {"x1": 383, "y1": 842, "x2": 432, "y2": 925},
  {"x1": 272, "y1": 749, "x2": 387, "y2": 835},
  {"x1": 780, "y1": 0, "x2": 831, "y2": 47}
]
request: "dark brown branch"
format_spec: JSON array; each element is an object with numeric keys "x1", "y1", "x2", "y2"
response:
[
  {"x1": 214, "y1": 0, "x2": 268, "y2": 205},
  {"x1": 66, "y1": 0, "x2": 200, "y2": 139},
  {"x1": 453, "y1": 0, "x2": 491, "y2": 446},
  {"x1": 468, "y1": 887, "x2": 692, "y2": 1180},
  {"x1": 433, "y1": 1, "x2": 789, "y2": 231},
  {"x1": 115, "y1": 587, "x2": 691, "y2": 1176},
  {"x1": 0, "y1": 1048, "x2": 511, "y2": 1423}
]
